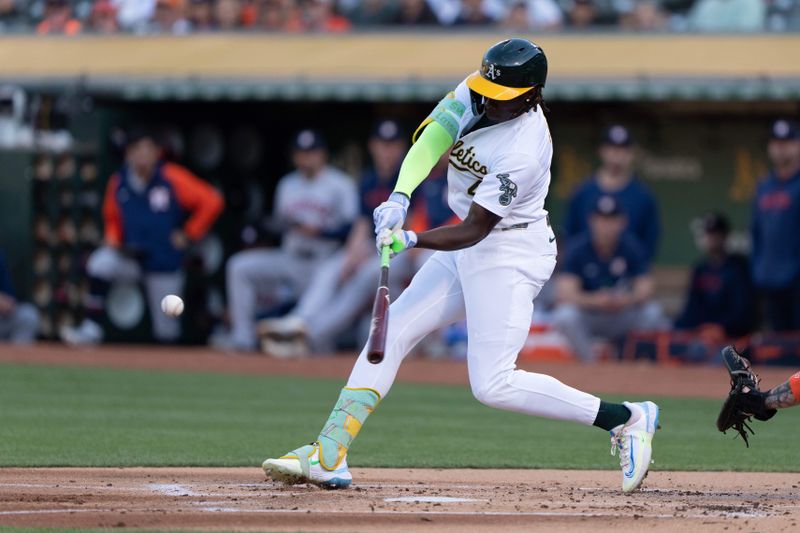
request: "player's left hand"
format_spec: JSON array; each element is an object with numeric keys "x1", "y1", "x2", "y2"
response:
[
  {"x1": 376, "y1": 228, "x2": 417, "y2": 257},
  {"x1": 373, "y1": 192, "x2": 410, "y2": 235}
]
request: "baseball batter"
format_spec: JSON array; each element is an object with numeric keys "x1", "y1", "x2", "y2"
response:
[{"x1": 263, "y1": 39, "x2": 660, "y2": 493}]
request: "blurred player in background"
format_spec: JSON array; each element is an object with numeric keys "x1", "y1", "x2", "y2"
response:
[
  {"x1": 675, "y1": 213, "x2": 755, "y2": 339},
  {"x1": 553, "y1": 196, "x2": 666, "y2": 361},
  {"x1": 224, "y1": 129, "x2": 358, "y2": 351},
  {"x1": 751, "y1": 118, "x2": 800, "y2": 332},
  {"x1": 256, "y1": 120, "x2": 411, "y2": 356},
  {"x1": 0, "y1": 248, "x2": 39, "y2": 344},
  {"x1": 264, "y1": 38, "x2": 660, "y2": 494},
  {"x1": 564, "y1": 125, "x2": 660, "y2": 263},
  {"x1": 60, "y1": 126, "x2": 224, "y2": 345}
]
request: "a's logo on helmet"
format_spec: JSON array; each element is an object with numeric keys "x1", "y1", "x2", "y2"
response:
[{"x1": 486, "y1": 64, "x2": 501, "y2": 81}]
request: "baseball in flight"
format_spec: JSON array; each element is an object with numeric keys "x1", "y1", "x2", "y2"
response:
[{"x1": 160, "y1": 294, "x2": 184, "y2": 317}]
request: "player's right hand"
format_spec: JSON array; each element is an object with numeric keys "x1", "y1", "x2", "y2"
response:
[
  {"x1": 376, "y1": 227, "x2": 417, "y2": 258},
  {"x1": 373, "y1": 192, "x2": 410, "y2": 235}
]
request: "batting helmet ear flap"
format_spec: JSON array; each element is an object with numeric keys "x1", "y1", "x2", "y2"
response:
[{"x1": 469, "y1": 89, "x2": 485, "y2": 117}]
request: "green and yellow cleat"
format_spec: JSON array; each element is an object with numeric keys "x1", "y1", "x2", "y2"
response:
[{"x1": 262, "y1": 442, "x2": 352, "y2": 489}]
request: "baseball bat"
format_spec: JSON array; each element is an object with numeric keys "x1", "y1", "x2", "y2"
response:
[{"x1": 366, "y1": 246, "x2": 391, "y2": 364}]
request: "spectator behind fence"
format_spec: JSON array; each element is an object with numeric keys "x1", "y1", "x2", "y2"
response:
[
  {"x1": 675, "y1": 213, "x2": 755, "y2": 339},
  {"x1": 60, "y1": 126, "x2": 224, "y2": 345},
  {"x1": 0, "y1": 249, "x2": 39, "y2": 344},
  {"x1": 502, "y1": 0, "x2": 563, "y2": 30},
  {"x1": 113, "y1": 0, "x2": 156, "y2": 31},
  {"x1": 564, "y1": 0, "x2": 597, "y2": 27},
  {"x1": 224, "y1": 129, "x2": 358, "y2": 351},
  {"x1": 36, "y1": 0, "x2": 82, "y2": 35},
  {"x1": 256, "y1": 120, "x2": 412, "y2": 356},
  {"x1": 0, "y1": 0, "x2": 23, "y2": 32},
  {"x1": 767, "y1": 0, "x2": 800, "y2": 31},
  {"x1": 215, "y1": 0, "x2": 243, "y2": 29},
  {"x1": 620, "y1": 0, "x2": 667, "y2": 31},
  {"x1": 689, "y1": 0, "x2": 765, "y2": 32},
  {"x1": 553, "y1": 196, "x2": 666, "y2": 361},
  {"x1": 563, "y1": 124, "x2": 660, "y2": 264},
  {"x1": 453, "y1": 0, "x2": 498, "y2": 25},
  {"x1": 389, "y1": 0, "x2": 439, "y2": 26},
  {"x1": 147, "y1": 0, "x2": 191, "y2": 34},
  {"x1": 89, "y1": 1, "x2": 120, "y2": 33},
  {"x1": 285, "y1": 0, "x2": 352, "y2": 32},
  {"x1": 189, "y1": 0, "x2": 215, "y2": 29},
  {"x1": 751, "y1": 118, "x2": 800, "y2": 332}
]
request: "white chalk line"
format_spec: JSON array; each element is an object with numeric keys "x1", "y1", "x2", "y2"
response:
[
  {"x1": 0, "y1": 506, "x2": 770, "y2": 520},
  {"x1": 195, "y1": 507, "x2": 770, "y2": 520},
  {"x1": 148, "y1": 483, "x2": 198, "y2": 496},
  {"x1": 384, "y1": 496, "x2": 486, "y2": 503},
  {"x1": 0, "y1": 483, "x2": 60, "y2": 488},
  {"x1": 0, "y1": 509, "x2": 109, "y2": 516}
]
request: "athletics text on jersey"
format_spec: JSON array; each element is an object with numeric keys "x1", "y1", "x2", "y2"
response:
[{"x1": 426, "y1": 78, "x2": 553, "y2": 229}]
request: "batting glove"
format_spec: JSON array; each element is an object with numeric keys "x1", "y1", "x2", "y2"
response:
[
  {"x1": 376, "y1": 228, "x2": 417, "y2": 257},
  {"x1": 373, "y1": 192, "x2": 410, "y2": 235}
]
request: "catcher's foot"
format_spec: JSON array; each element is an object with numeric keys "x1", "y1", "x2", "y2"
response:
[
  {"x1": 610, "y1": 401, "x2": 660, "y2": 493},
  {"x1": 263, "y1": 442, "x2": 352, "y2": 489}
]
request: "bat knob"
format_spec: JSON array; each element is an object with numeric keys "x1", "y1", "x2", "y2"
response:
[{"x1": 367, "y1": 351, "x2": 383, "y2": 364}]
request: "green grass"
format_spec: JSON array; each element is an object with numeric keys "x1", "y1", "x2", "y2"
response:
[
  {"x1": 0, "y1": 362, "x2": 797, "y2": 471},
  {"x1": 0, "y1": 529, "x2": 288, "y2": 533}
]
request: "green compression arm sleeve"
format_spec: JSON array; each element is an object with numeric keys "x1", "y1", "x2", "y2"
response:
[{"x1": 393, "y1": 121, "x2": 454, "y2": 198}]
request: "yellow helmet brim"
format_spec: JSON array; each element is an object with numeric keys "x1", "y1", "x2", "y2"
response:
[{"x1": 466, "y1": 71, "x2": 533, "y2": 101}]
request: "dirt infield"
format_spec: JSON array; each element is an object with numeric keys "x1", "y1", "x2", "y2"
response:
[
  {"x1": 1, "y1": 343, "x2": 796, "y2": 399},
  {"x1": 1, "y1": 467, "x2": 799, "y2": 532}
]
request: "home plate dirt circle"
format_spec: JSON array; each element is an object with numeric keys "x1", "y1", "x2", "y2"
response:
[{"x1": 1, "y1": 467, "x2": 799, "y2": 532}]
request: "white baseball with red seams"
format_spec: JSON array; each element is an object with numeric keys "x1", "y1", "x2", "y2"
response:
[{"x1": 160, "y1": 294, "x2": 184, "y2": 317}]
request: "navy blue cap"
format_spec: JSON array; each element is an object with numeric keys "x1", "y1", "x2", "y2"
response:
[
  {"x1": 125, "y1": 125, "x2": 157, "y2": 146},
  {"x1": 702, "y1": 212, "x2": 731, "y2": 235},
  {"x1": 292, "y1": 129, "x2": 327, "y2": 151},
  {"x1": 593, "y1": 195, "x2": 624, "y2": 217},
  {"x1": 371, "y1": 119, "x2": 404, "y2": 142},
  {"x1": 770, "y1": 119, "x2": 800, "y2": 141},
  {"x1": 601, "y1": 124, "x2": 633, "y2": 147}
]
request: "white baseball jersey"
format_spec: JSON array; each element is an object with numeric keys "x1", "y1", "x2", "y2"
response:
[
  {"x1": 445, "y1": 78, "x2": 553, "y2": 230},
  {"x1": 275, "y1": 165, "x2": 358, "y2": 257}
]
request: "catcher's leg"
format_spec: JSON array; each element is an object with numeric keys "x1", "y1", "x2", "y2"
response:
[{"x1": 263, "y1": 252, "x2": 466, "y2": 488}]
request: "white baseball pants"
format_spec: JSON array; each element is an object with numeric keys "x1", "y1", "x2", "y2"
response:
[{"x1": 347, "y1": 222, "x2": 602, "y2": 425}]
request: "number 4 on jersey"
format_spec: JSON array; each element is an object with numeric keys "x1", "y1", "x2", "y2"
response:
[{"x1": 467, "y1": 177, "x2": 482, "y2": 196}]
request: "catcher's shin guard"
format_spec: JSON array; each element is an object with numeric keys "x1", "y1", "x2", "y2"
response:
[{"x1": 317, "y1": 387, "x2": 380, "y2": 471}]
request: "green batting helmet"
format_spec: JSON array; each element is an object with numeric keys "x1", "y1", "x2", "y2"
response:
[{"x1": 467, "y1": 38, "x2": 548, "y2": 101}]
